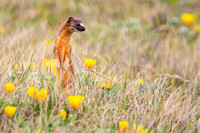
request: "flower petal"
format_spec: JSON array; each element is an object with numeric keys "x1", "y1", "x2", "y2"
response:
[
  {"x1": 5, "y1": 83, "x2": 15, "y2": 93},
  {"x1": 5, "y1": 106, "x2": 17, "y2": 118},
  {"x1": 85, "y1": 58, "x2": 96, "y2": 68},
  {"x1": 67, "y1": 96, "x2": 85, "y2": 109},
  {"x1": 60, "y1": 109, "x2": 67, "y2": 120},
  {"x1": 119, "y1": 121, "x2": 128, "y2": 132},
  {"x1": 39, "y1": 88, "x2": 47, "y2": 101},
  {"x1": 181, "y1": 13, "x2": 194, "y2": 26},
  {"x1": 27, "y1": 87, "x2": 39, "y2": 101}
]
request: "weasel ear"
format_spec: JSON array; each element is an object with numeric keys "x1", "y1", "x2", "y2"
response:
[{"x1": 67, "y1": 17, "x2": 74, "y2": 24}]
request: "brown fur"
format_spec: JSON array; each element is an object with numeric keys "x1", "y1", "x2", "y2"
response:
[{"x1": 53, "y1": 17, "x2": 85, "y2": 95}]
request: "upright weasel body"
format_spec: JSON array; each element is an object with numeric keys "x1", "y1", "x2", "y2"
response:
[{"x1": 54, "y1": 17, "x2": 85, "y2": 93}]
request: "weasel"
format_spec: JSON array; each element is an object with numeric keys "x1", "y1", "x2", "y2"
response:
[{"x1": 53, "y1": 17, "x2": 85, "y2": 94}]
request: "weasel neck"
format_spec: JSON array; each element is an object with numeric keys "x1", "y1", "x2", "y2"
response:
[{"x1": 58, "y1": 29, "x2": 73, "y2": 46}]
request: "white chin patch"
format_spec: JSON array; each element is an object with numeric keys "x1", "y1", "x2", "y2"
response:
[
  {"x1": 71, "y1": 27, "x2": 79, "y2": 32},
  {"x1": 80, "y1": 23, "x2": 84, "y2": 26}
]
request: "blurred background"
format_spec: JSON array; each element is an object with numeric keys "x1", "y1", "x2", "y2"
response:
[
  {"x1": 0, "y1": 0, "x2": 200, "y2": 132},
  {"x1": 0, "y1": 0, "x2": 200, "y2": 82}
]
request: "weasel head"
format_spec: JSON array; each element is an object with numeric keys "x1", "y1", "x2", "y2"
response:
[{"x1": 66, "y1": 17, "x2": 86, "y2": 32}]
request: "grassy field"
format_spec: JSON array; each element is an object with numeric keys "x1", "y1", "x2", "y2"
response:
[{"x1": 0, "y1": 0, "x2": 200, "y2": 132}]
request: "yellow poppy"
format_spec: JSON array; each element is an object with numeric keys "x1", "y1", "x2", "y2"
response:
[
  {"x1": 13, "y1": 61, "x2": 36, "y2": 71},
  {"x1": 39, "y1": 88, "x2": 47, "y2": 101},
  {"x1": 67, "y1": 96, "x2": 85, "y2": 109},
  {"x1": 142, "y1": 129, "x2": 148, "y2": 133},
  {"x1": 60, "y1": 109, "x2": 71, "y2": 120},
  {"x1": 5, "y1": 106, "x2": 17, "y2": 118},
  {"x1": 119, "y1": 121, "x2": 128, "y2": 132},
  {"x1": 100, "y1": 77, "x2": 116, "y2": 89},
  {"x1": 27, "y1": 87, "x2": 47, "y2": 101},
  {"x1": 100, "y1": 83, "x2": 112, "y2": 89},
  {"x1": 27, "y1": 87, "x2": 40, "y2": 101},
  {"x1": 22, "y1": 62, "x2": 36, "y2": 70},
  {"x1": 16, "y1": 61, "x2": 27, "y2": 70},
  {"x1": 60, "y1": 109, "x2": 67, "y2": 120},
  {"x1": 51, "y1": 60, "x2": 56, "y2": 75},
  {"x1": 181, "y1": 13, "x2": 194, "y2": 26},
  {"x1": 41, "y1": 59, "x2": 56, "y2": 75},
  {"x1": 137, "y1": 125, "x2": 142, "y2": 133},
  {"x1": 139, "y1": 79, "x2": 144, "y2": 84},
  {"x1": 84, "y1": 58, "x2": 96, "y2": 68},
  {"x1": 5, "y1": 83, "x2": 15, "y2": 93},
  {"x1": 43, "y1": 39, "x2": 52, "y2": 45},
  {"x1": 136, "y1": 124, "x2": 149, "y2": 133},
  {"x1": 22, "y1": 61, "x2": 27, "y2": 69},
  {"x1": 41, "y1": 59, "x2": 51, "y2": 72}
]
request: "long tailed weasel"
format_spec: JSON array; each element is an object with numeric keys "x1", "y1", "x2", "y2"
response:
[{"x1": 53, "y1": 17, "x2": 85, "y2": 94}]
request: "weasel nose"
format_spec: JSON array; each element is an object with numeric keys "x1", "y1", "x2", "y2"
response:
[{"x1": 82, "y1": 27, "x2": 86, "y2": 31}]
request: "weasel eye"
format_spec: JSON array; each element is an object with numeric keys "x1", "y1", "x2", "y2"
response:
[{"x1": 76, "y1": 24, "x2": 80, "y2": 26}]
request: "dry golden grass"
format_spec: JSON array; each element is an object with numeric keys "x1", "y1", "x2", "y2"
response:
[{"x1": 0, "y1": 0, "x2": 199, "y2": 132}]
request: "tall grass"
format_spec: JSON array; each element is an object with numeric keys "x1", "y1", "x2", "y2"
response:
[{"x1": 0, "y1": 0, "x2": 199, "y2": 132}]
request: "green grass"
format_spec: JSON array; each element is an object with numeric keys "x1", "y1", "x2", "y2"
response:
[{"x1": 0, "y1": 0, "x2": 200, "y2": 132}]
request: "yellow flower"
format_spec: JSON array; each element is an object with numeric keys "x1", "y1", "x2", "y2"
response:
[
  {"x1": 60, "y1": 109, "x2": 71, "y2": 120},
  {"x1": 14, "y1": 62, "x2": 36, "y2": 71},
  {"x1": 13, "y1": 61, "x2": 27, "y2": 70},
  {"x1": 41, "y1": 59, "x2": 56, "y2": 75},
  {"x1": 100, "y1": 83, "x2": 112, "y2": 89},
  {"x1": 43, "y1": 59, "x2": 51, "y2": 67},
  {"x1": 67, "y1": 96, "x2": 85, "y2": 109},
  {"x1": 84, "y1": 58, "x2": 96, "y2": 68},
  {"x1": 60, "y1": 109, "x2": 67, "y2": 120},
  {"x1": 51, "y1": 60, "x2": 56, "y2": 75},
  {"x1": 18, "y1": 61, "x2": 27, "y2": 70},
  {"x1": 100, "y1": 77, "x2": 116, "y2": 89},
  {"x1": 0, "y1": 26, "x2": 4, "y2": 34},
  {"x1": 137, "y1": 125, "x2": 142, "y2": 133},
  {"x1": 181, "y1": 13, "x2": 195, "y2": 26},
  {"x1": 5, "y1": 83, "x2": 15, "y2": 93},
  {"x1": 135, "y1": 79, "x2": 144, "y2": 85},
  {"x1": 23, "y1": 61, "x2": 27, "y2": 69},
  {"x1": 27, "y1": 87, "x2": 47, "y2": 101},
  {"x1": 5, "y1": 106, "x2": 17, "y2": 118},
  {"x1": 41, "y1": 59, "x2": 51, "y2": 72},
  {"x1": 139, "y1": 79, "x2": 144, "y2": 84},
  {"x1": 39, "y1": 88, "x2": 47, "y2": 101},
  {"x1": 142, "y1": 129, "x2": 147, "y2": 133},
  {"x1": 43, "y1": 39, "x2": 52, "y2": 45},
  {"x1": 136, "y1": 124, "x2": 148, "y2": 133},
  {"x1": 27, "y1": 87, "x2": 40, "y2": 101},
  {"x1": 119, "y1": 121, "x2": 128, "y2": 132}
]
